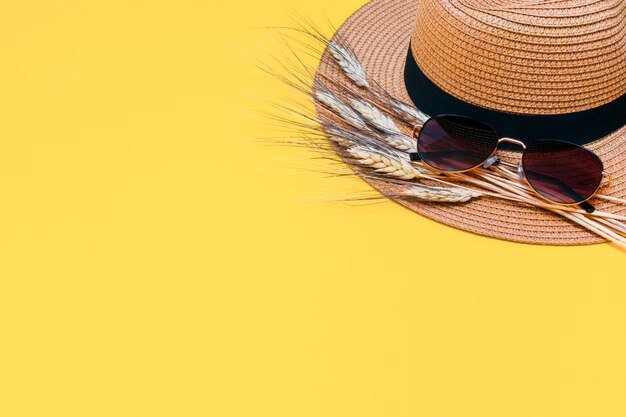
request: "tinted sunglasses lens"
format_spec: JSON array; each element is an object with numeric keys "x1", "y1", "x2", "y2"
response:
[
  {"x1": 417, "y1": 115, "x2": 499, "y2": 172},
  {"x1": 523, "y1": 140, "x2": 604, "y2": 204}
]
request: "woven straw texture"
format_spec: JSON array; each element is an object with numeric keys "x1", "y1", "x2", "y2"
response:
[
  {"x1": 315, "y1": 0, "x2": 626, "y2": 245},
  {"x1": 411, "y1": 0, "x2": 626, "y2": 114}
]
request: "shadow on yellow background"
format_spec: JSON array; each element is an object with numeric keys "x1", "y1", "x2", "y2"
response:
[{"x1": 0, "y1": 1, "x2": 624, "y2": 416}]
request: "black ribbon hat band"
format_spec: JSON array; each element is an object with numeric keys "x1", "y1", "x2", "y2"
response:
[{"x1": 404, "y1": 46, "x2": 626, "y2": 148}]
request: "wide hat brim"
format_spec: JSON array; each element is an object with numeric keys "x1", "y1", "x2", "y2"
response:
[{"x1": 315, "y1": 0, "x2": 626, "y2": 245}]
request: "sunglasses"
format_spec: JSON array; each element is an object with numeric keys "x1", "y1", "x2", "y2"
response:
[{"x1": 409, "y1": 115, "x2": 607, "y2": 213}]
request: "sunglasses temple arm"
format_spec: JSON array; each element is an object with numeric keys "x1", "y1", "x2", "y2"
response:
[
  {"x1": 579, "y1": 201, "x2": 596, "y2": 213},
  {"x1": 409, "y1": 152, "x2": 421, "y2": 162}
]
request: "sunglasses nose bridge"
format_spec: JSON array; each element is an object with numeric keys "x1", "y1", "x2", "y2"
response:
[
  {"x1": 498, "y1": 137, "x2": 527, "y2": 150},
  {"x1": 494, "y1": 138, "x2": 525, "y2": 179}
]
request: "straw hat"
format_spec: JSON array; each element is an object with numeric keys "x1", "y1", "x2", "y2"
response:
[{"x1": 315, "y1": 0, "x2": 626, "y2": 245}]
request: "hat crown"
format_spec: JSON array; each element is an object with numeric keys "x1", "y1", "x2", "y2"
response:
[{"x1": 410, "y1": 0, "x2": 626, "y2": 114}]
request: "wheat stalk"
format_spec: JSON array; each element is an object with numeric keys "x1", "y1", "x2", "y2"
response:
[
  {"x1": 349, "y1": 99, "x2": 416, "y2": 151},
  {"x1": 373, "y1": 87, "x2": 430, "y2": 126},
  {"x1": 348, "y1": 146, "x2": 481, "y2": 202},
  {"x1": 347, "y1": 146, "x2": 425, "y2": 180},
  {"x1": 327, "y1": 40, "x2": 369, "y2": 88},
  {"x1": 403, "y1": 185, "x2": 482, "y2": 203},
  {"x1": 350, "y1": 98, "x2": 401, "y2": 133},
  {"x1": 325, "y1": 41, "x2": 428, "y2": 126},
  {"x1": 313, "y1": 88, "x2": 367, "y2": 130},
  {"x1": 385, "y1": 134, "x2": 417, "y2": 152}
]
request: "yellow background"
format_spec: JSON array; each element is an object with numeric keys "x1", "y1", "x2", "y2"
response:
[{"x1": 0, "y1": 1, "x2": 624, "y2": 416}]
